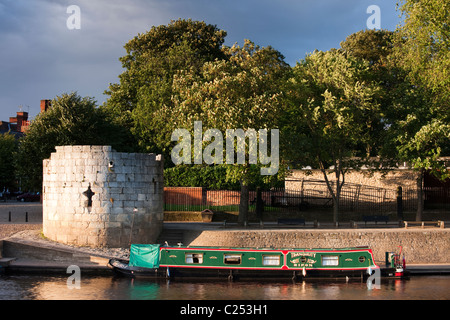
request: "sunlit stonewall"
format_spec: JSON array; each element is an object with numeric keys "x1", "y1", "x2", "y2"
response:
[{"x1": 42, "y1": 146, "x2": 164, "y2": 248}]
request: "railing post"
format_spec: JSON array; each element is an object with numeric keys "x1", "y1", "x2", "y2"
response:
[{"x1": 397, "y1": 186, "x2": 403, "y2": 221}]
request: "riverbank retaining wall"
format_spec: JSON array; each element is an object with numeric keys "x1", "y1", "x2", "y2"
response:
[{"x1": 184, "y1": 228, "x2": 450, "y2": 264}]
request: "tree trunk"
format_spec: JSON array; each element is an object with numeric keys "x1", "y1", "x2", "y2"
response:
[
  {"x1": 238, "y1": 181, "x2": 249, "y2": 225},
  {"x1": 319, "y1": 166, "x2": 343, "y2": 224},
  {"x1": 416, "y1": 169, "x2": 424, "y2": 221},
  {"x1": 255, "y1": 187, "x2": 263, "y2": 220},
  {"x1": 332, "y1": 197, "x2": 339, "y2": 224},
  {"x1": 331, "y1": 178, "x2": 344, "y2": 224}
]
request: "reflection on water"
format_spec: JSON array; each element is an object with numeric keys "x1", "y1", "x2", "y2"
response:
[{"x1": 0, "y1": 275, "x2": 449, "y2": 300}]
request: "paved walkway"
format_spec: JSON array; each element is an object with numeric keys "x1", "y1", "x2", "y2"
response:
[
  {"x1": 0, "y1": 201, "x2": 42, "y2": 224},
  {"x1": 161, "y1": 220, "x2": 449, "y2": 231}
]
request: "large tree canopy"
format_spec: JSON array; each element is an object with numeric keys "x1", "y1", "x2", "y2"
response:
[
  {"x1": 0, "y1": 132, "x2": 18, "y2": 191},
  {"x1": 282, "y1": 49, "x2": 381, "y2": 222},
  {"x1": 339, "y1": 22, "x2": 450, "y2": 221},
  {"x1": 394, "y1": 0, "x2": 450, "y2": 113},
  {"x1": 389, "y1": 0, "x2": 450, "y2": 220},
  {"x1": 168, "y1": 39, "x2": 290, "y2": 223},
  {"x1": 103, "y1": 19, "x2": 227, "y2": 156},
  {"x1": 16, "y1": 92, "x2": 129, "y2": 191}
]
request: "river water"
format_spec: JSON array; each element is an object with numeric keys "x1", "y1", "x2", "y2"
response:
[{"x1": 1, "y1": 274, "x2": 448, "y2": 300}]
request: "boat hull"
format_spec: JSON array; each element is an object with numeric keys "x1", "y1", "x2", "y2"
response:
[
  {"x1": 162, "y1": 266, "x2": 374, "y2": 281},
  {"x1": 109, "y1": 245, "x2": 391, "y2": 281},
  {"x1": 109, "y1": 259, "x2": 162, "y2": 278},
  {"x1": 109, "y1": 259, "x2": 377, "y2": 280}
]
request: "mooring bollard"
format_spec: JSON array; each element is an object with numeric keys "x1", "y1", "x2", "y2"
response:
[
  {"x1": 25, "y1": 211, "x2": 28, "y2": 222},
  {"x1": 8, "y1": 211, "x2": 11, "y2": 222}
]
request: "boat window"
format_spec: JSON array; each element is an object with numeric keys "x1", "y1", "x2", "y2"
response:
[
  {"x1": 185, "y1": 253, "x2": 203, "y2": 264},
  {"x1": 359, "y1": 256, "x2": 366, "y2": 263},
  {"x1": 300, "y1": 256, "x2": 307, "y2": 264},
  {"x1": 321, "y1": 255, "x2": 339, "y2": 266},
  {"x1": 224, "y1": 254, "x2": 241, "y2": 265},
  {"x1": 262, "y1": 255, "x2": 281, "y2": 266}
]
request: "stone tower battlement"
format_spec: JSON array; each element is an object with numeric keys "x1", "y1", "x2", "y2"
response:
[{"x1": 42, "y1": 145, "x2": 163, "y2": 248}]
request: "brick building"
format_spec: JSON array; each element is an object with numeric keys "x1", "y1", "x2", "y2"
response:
[{"x1": 0, "y1": 99, "x2": 51, "y2": 137}]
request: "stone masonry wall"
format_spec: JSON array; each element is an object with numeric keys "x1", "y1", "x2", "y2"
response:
[
  {"x1": 43, "y1": 145, "x2": 164, "y2": 248},
  {"x1": 285, "y1": 169, "x2": 420, "y2": 212},
  {"x1": 185, "y1": 229, "x2": 450, "y2": 264},
  {"x1": 286, "y1": 169, "x2": 419, "y2": 191}
]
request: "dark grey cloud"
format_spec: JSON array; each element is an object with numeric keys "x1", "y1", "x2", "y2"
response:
[{"x1": 0, "y1": 0, "x2": 401, "y2": 122}]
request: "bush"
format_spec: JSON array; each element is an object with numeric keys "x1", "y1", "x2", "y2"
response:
[
  {"x1": 164, "y1": 165, "x2": 240, "y2": 190},
  {"x1": 164, "y1": 165, "x2": 284, "y2": 190}
]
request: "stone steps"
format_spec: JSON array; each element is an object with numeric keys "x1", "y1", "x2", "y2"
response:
[{"x1": 156, "y1": 229, "x2": 184, "y2": 246}]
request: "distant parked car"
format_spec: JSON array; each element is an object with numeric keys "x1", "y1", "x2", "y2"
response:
[{"x1": 16, "y1": 192, "x2": 40, "y2": 202}]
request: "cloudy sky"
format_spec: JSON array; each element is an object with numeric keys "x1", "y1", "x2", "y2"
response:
[{"x1": 0, "y1": 0, "x2": 403, "y2": 122}]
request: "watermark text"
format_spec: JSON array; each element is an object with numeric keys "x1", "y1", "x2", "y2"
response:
[
  {"x1": 66, "y1": 5, "x2": 81, "y2": 30},
  {"x1": 67, "y1": 265, "x2": 81, "y2": 289},
  {"x1": 366, "y1": 5, "x2": 381, "y2": 30},
  {"x1": 171, "y1": 121, "x2": 279, "y2": 175}
]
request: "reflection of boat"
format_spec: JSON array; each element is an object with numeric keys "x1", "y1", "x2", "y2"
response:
[{"x1": 109, "y1": 244, "x2": 386, "y2": 280}]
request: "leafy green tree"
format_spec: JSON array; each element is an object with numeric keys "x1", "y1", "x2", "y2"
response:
[
  {"x1": 168, "y1": 40, "x2": 290, "y2": 224},
  {"x1": 0, "y1": 132, "x2": 18, "y2": 191},
  {"x1": 395, "y1": 117, "x2": 450, "y2": 219},
  {"x1": 165, "y1": 165, "x2": 238, "y2": 190},
  {"x1": 340, "y1": 30, "x2": 399, "y2": 154},
  {"x1": 16, "y1": 92, "x2": 130, "y2": 191},
  {"x1": 282, "y1": 49, "x2": 381, "y2": 222},
  {"x1": 395, "y1": 0, "x2": 450, "y2": 113},
  {"x1": 340, "y1": 26, "x2": 450, "y2": 220},
  {"x1": 104, "y1": 20, "x2": 289, "y2": 222},
  {"x1": 340, "y1": 29, "x2": 394, "y2": 68},
  {"x1": 164, "y1": 164, "x2": 284, "y2": 190},
  {"x1": 388, "y1": 0, "x2": 450, "y2": 220},
  {"x1": 103, "y1": 19, "x2": 227, "y2": 157}
]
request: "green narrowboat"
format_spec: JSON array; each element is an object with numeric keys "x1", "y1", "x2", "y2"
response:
[{"x1": 109, "y1": 244, "x2": 382, "y2": 280}]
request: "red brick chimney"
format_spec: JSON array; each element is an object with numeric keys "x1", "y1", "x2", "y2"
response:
[
  {"x1": 40, "y1": 99, "x2": 51, "y2": 113},
  {"x1": 9, "y1": 111, "x2": 29, "y2": 133}
]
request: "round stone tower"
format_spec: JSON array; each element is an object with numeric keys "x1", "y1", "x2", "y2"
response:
[{"x1": 42, "y1": 145, "x2": 164, "y2": 248}]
